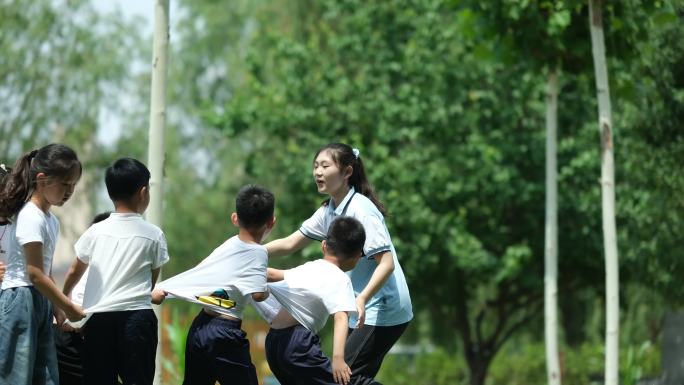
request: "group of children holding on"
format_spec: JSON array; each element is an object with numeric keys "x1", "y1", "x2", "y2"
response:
[{"x1": 0, "y1": 142, "x2": 413, "y2": 385}]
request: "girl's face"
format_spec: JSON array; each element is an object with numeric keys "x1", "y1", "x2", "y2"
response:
[
  {"x1": 38, "y1": 167, "x2": 81, "y2": 207},
  {"x1": 313, "y1": 150, "x2": 351, "y2": 196}
]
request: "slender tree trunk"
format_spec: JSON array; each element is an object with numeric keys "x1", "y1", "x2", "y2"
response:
[
  {"x1": 148, "y1": 1, "x2": 170, "y2": 384},
  {"x1": 466, "y1": 352, "x2": 493, "y2": 385},
  {"x1": 544, "y1": 69, "x2": 562, "y2": 385},
  {"x1": 588, "y1": 2, "x2": 619, "y2": 385}
]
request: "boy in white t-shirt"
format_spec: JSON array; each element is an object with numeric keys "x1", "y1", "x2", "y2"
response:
[
  {"x1": 258, "y1": 216, "x2": 365, "y2": 385},
  {"x1": 53, "y1": 211, "x2": 110, "y2": 385},
  {"x1": 62, "y1": 158, "x2": 169, "y2": 385},
  {"x1": 154, "y1": 184, "x2": 275, "y2": 385}
]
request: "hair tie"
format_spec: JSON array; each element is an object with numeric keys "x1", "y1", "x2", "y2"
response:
[
  {"x1": 352, "y1": 148, "x2": 360, "y2": 160},
  {"x1": 29, "y1": 149, "x2": 38, "y2": 159},
  {"x1": 0, "y1": 164, "x2": 6, "y2": 172}
]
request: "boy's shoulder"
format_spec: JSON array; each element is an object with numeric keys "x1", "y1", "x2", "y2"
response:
[
  {"x1": 90, "y1": 214, "x2": 165, "y2": 239},
  {"x1": 211, "y1": 235, "x2": 266, "y2": 258},
  {"x1": 291, "y1": 259, "x2": 348, "y2": 283}
]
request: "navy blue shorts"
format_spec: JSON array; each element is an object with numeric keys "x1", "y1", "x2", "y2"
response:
[
  {"x1": 183, "y1": 310, "x2": 257, "y2": 385},
  {"x1": 265, "y1": 325, "x2": 337, "y2": 385}
]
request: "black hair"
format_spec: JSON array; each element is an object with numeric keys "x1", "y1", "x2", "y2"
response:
[
  {"x1": 235, "y1": 184, "x2": 275, "y2": 229},
  {"x1": 325, "y1": 216, "x2": 366, "y2": 260},
  {"x1": 91, "y1": 211, "x2": 111, "y2": 225},
  {"x1": 105, "y1": 158, "x2": 151, "y2": 202},
  {"x1": 0, "y1": 144, "x2": 81, "y2": 219},
  {"x1": 314, "y1": 143, "x2": 386, "y2": 216}
]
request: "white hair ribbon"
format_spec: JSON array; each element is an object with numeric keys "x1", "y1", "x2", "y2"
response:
[{"x1": 352, "y1": 148, "x2": 360, "y2": 159}]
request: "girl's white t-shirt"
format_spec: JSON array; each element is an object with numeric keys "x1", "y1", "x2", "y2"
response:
[
  {"x1": 1, "y1": 202, "x2": 59, "y2": 290},
  {"x1": 156, "y1": 235, "x2": 268, "y2": 320},
  {"x1": 253, "y1": 259, "x2": 357, "y2": 334}
]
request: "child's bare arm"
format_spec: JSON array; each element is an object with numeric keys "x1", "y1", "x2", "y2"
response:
[
  {"x1": 24, "y1": 242, "x2": 85, "y2": 322},
  {"x1": 267, "y1": 267, "x2": 285, "y2": 282},
  {"x1": 354, "y1": 251, "x2": 394, "y2": 328},
  {"x1": 0, "y1": 260, "x2": 5, "y2": 283},
  {"x1": 332, "y1": 311, "x2": 352, "y2": 385},
  {"x1": 62, "y1": 258, "x2": 88, "y2": 297},
  {"x1": 151, "y1": 267, "x2": 161, "y2": 287}
]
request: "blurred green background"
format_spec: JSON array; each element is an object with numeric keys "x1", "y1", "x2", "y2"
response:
[{"x1": 2, "y1": 1, "x2": 683, "y2": 384}]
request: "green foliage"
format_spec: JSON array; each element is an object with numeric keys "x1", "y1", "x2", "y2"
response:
[
  {"x1": 161, "y1": 305, "x2": 191, "y2": 383},
  {"x1": 375, "y1": 341, "x2": 660, "y2": 385},
  {"x1": 0, "y1": 0, "x2": 140, "y2": 159},
  {"x1": 377, "y1": 348, "x2": 469, "y2": 385}
]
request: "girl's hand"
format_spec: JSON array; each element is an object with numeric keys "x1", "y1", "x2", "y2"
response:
[
  {"x1": 65, "y1": 304, "x2": 86, "y2": 322},
  {"x1": 0, "y1": 261, "x2": 5, "y2": 282},
  {"x1": 355, "y1": 296, "x2": 366, "y2": 328},
  {"x1": 54, "y1": 306, "x2": 67, "y2": 326},
  {"x1": 332, "y1": 356, "x2": 352, "y2": 385},
  {"x1": 151, "y1": 289, "x2": 167, "y2": 305}
]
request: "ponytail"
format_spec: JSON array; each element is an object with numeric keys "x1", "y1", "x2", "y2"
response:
[
  {"x1": 0, "y1": 144, "x2": 81, "y2": 219},
  {"x1": 314, "y1": 143, "x2": 387, "y2": 216}
]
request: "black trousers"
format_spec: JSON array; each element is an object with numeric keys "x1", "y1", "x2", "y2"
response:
[
  {"x1": 344, "y1": 322, "x2": 409, "y2": 385},
  {"x1": 265, "y1": 325, "x2": 337, "y2": 385},
  {"x1": 82, "y1": 310, "x2": 158, "y2": 385},
  {"x1": 52, "y1": 325, "x2": 84, "y2": 385},
  {"x1": 183, "y1": 310, "x2": 257, "y2": 385}
]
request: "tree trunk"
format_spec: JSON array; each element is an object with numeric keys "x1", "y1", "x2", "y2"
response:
[
  {"x1": 466, "y1": 352, "x2": 493, "y2": 385},
  {"x1": 544, "y1": 69, "x2": 562, "y2": 385},
  {"x1": 148, "y1": 1, "x2": 170, "y2": 384},
  {"x1": 588, "y1": 2, "x2": 620, "y2": 385}
]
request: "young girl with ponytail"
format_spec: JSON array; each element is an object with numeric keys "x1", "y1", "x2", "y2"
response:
[
  {"x1": 267, "y1": 143, "x2": 413, "y2": 385},
  {"x1": 0, "y1": 144, "x2": 86, "y2": 385}
]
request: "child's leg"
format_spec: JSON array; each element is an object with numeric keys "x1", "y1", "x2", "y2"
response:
[
  {"x1": 344, "y1": 322, "x2": 409, "y2": 385},
  {"x1": 264, "y1": 328, "x2": 299, "y2": 385},
  {"x1": 33, "y1": 299, "x2": 59, "y2": 385},
  {"x1": 183, "y1": 310, "x2": 258, "y2": 385},
  {"x1": 267, "y1": 325, "x2": 338, "y2": 385},
  {"x1": 0, "y1": 287, "x2": 57, "y2": 385},
  {"x1": 117, "y1": 310, "x2": 158, "y2": 385},
  {"x1": 53, "y1": 324, "x2": 85, "y2": 385},
  {"x1": 183, "y1": 311, "x2": 220, "y2": 385},
  {"x1": 83, "y1": 312, "x2": 120, "y2": 385}
]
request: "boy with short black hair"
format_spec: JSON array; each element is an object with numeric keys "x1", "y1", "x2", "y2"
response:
[
  {"x1": 154, "y1": 184, "x2": 275, "y2": 385},
  {"x1": 257, "y1": 216, "x2": 365, "y2": 385},
  {"x1": 62, "y1": 157, "x2": 169, "y2": 385}
]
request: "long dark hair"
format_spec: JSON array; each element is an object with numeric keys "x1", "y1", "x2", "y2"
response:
[
  {"x1": 314, "y1": 143, "x2": 387, "y2": 216},
  {"x1": 0, "y1": 144, "x2": 81, "y2": 219}
]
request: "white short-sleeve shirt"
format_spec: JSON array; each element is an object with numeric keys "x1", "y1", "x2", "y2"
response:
[
  {"x1": 2, "y1": 202, "x2": 60, "y2": 289},
  {"x1": 75, "y1": 213, "x2": 169, "y2": 314},
  {"x1": 253, "y1": 259, "x2": 357, "y2": 334},
  {"x1": 299, "y1": 187, "x2": 413, "y2": 327},
  {"x1": 156, "y1": 235, "x2": 268, "y2": 320}
]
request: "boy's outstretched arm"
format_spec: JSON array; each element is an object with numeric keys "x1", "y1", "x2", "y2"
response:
[
  {"x1": 251, "y1": 290, "x2": 269, "y2": 302},
  {"x1": 267, "y1": 267, "x2": 285, "y2": 282},
  {"x1": 151, "y1": 267, "x2": 161, "y2": 286},
  {"x1": 332, "y1": 311, "x2": 352, "y2": 385},
  {"x1": 62, "y1": 257, "x2": 88, "y2": 297}
]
